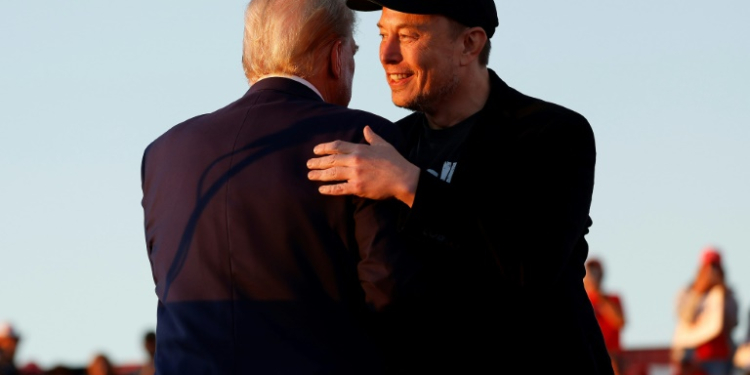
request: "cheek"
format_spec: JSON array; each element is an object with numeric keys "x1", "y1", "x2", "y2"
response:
[
  {"x1": 413, "y1": 51, "x2": 438, "y2": 79},
  {"x1": 416, "y1": 62, "x2": 437, "y2": 88}
]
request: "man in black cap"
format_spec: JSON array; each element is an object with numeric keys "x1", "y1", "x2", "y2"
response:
[{"x1": 307, "y1": 0, "x2": 613, "y2": 373}]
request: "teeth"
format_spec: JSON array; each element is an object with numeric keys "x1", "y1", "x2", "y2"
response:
[{"x1": 390, "y1": 74, "x2": 409, "y2": 81}]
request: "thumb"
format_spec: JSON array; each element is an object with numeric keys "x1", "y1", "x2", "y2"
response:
[{"x1": 363, "y1": 125, "x2": 385, "y2": 145}]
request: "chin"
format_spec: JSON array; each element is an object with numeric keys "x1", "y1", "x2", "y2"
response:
[
  {"x1": 393, "y1": 95, "x2": 430, "y2": 113},
  {"x1": 391, "y1": 93, "x2": 413, "y2": 109}
]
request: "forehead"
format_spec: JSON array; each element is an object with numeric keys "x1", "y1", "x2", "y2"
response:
[{"x1": 377, "y1": 8, "x2": 452, "y2": 32}]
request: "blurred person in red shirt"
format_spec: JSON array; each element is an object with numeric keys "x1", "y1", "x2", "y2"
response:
[
  {"x1": 584, "y1": 258, "x2": 627, "y2": 375},
  {"x1": 671, "y1": 246, "x2": 738, "y2": 375}
]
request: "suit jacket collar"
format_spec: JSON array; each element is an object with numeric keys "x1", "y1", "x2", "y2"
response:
[
  {"x1": 485, "y1": 68, "x2": 512, "y2": 112},
  {"x1": 473, "y1": 68, "x2": 513, "y2": 134},
  {"x1": 459, "y1": 68, "x2": 515, "y2": 160},
  {"x1": 247, "y1": 76, "x2": 325, "y2": 103}
]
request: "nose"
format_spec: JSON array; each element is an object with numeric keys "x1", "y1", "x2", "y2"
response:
[{"x1": 379, "y1": 35, "x2": 402, "y2": 66}]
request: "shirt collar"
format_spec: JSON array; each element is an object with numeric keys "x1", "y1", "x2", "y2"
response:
[{"x1": 256, "y1": 74, "x2": 324, "y2": 101}]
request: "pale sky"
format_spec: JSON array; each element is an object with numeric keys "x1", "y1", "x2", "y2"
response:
[{"x1": 1, "y1": 0, "x2": 748, "y2": 369}]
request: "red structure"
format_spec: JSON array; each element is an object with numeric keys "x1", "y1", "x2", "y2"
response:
[
  {"x1": 620, "y1": 347, "x2": 673, "y2": 375},
  {"x1": 113, "y1": 347, "x2": 674, "y2": 375},
  {"x1": 19, "y1": 347, "x2": 676, "y2": 375}
]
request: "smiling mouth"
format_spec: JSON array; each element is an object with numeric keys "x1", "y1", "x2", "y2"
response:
[{"x1": 388, "y1": 73, "x2": 412, "y2": 83}]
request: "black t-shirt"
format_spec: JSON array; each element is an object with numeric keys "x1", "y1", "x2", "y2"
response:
[
  {"x1": 408, "y1": 112, "x2": 479, "y2": 184},
  {"x1": 404, "y1": 112, "x2": 479, "y2": 248}
]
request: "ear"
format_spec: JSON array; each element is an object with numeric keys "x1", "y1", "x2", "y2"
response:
[
  {"x1": 459, "y1": 27, "x2": 487, "y2": 66},
  {"x1": 329, "y1": 39, "x2": 343, "y2": 79}
]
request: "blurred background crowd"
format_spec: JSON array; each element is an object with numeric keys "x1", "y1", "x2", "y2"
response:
[
  {"x1": 583, "y1": 246, "x2": 750, "y2": 375},
  {"x1": 2, "y1": 246, "x2": 749, "y2": 375},
  {"x1": 0, "y1": 328, "x2": 153, "y2": 375}
]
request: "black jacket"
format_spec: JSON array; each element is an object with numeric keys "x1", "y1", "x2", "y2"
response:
[{"x1": 389, "y1": 69, "x2": 613, "y2": 374}]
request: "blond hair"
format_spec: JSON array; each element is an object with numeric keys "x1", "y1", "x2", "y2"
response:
[{"x1": 242, "y1": 0, "x2": 355, "y2": 84}]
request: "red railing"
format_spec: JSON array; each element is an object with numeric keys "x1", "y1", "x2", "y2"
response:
[
  {"x1": 621, "y1": 347, "x2": 673, "y2": 375},
  {"x1": 19, "y1": 347, "x2": 677, "y2": 375}
]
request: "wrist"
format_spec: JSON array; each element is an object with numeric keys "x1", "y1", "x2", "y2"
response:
[{"x1": 397, "y1": 165, "x2": 420, "y2": 208}]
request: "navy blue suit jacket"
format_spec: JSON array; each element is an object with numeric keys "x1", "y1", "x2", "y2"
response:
[{"x1": 141, "y1": 78, "x2": 406, "y2": 375}]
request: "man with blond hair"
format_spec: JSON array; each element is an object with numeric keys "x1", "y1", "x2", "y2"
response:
[{"x1": 141, "y1": 0, "x2": 407, "y2": 373}]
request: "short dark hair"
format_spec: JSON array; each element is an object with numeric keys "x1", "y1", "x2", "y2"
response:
[
  {"x1": 586, "y1": 258, "x2": 602, "y2": 269},
  {"x1": 478, "y1": 40, "x2": 491, "y2": 66},
  {"x1": 585, "y1": 259, "x2": 604, "y2": 284}
]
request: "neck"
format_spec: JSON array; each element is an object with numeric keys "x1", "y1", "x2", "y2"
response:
[
  {"x1": 306, "y1": 74, "x2": 328, "y2": 101},
  {"x1": 424, "y1": 67, "x2": 490, "y2": 129},
  {"x1": 308, "y1": 71, "x2": 346, "y2": 106}
]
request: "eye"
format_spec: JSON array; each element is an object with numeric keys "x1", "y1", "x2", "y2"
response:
[{"x1": 399, "y1": 33, "x2": 417, "y2": 41}]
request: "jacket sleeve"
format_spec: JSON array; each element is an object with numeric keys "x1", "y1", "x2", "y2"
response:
[
  {"x1": 352, "y1": 196, "x2": 407, "y2": 312},
  {"x1": 351, "y1": 115, "x2": 410, "y2": 312}
]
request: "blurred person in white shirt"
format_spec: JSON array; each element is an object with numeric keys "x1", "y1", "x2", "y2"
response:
[{"x1": 672, "y1": 246, "x2": 738, "y2": 375}]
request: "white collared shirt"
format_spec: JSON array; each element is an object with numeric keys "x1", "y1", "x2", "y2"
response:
[{"x1": 255, "y1": 74, "x2": 323, "y2": 100}]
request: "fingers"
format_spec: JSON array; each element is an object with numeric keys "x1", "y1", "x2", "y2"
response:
[
  {"x1": 307, "y1": 166, "x2": 343, "y2": 182},
  {"x1": 306, "y1": 154, "x2": 337, "y2": 170},
  {"x1": 363, "y1": 125, "x2": 385, "y2": 146},
  {"x1": 317, "y1": 182, "x2": 350, "y2": 196},
  {"x1": 308, "y1": 166, "x2": 358, "y2": 197},
  {"x1": 363, "y1": 126, "x2": 375, "y2": 144},
  {"x1": 312, "y1": 139, "x2": 358, "y2": 156}
]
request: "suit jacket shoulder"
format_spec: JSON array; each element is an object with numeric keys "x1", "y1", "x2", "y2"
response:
[
  {"x1": 141, "y1": 77, "x2": 407, "y2": 374},
  {"x1": 482, "y1": 69, "x2": 593, "y2": 145}
]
